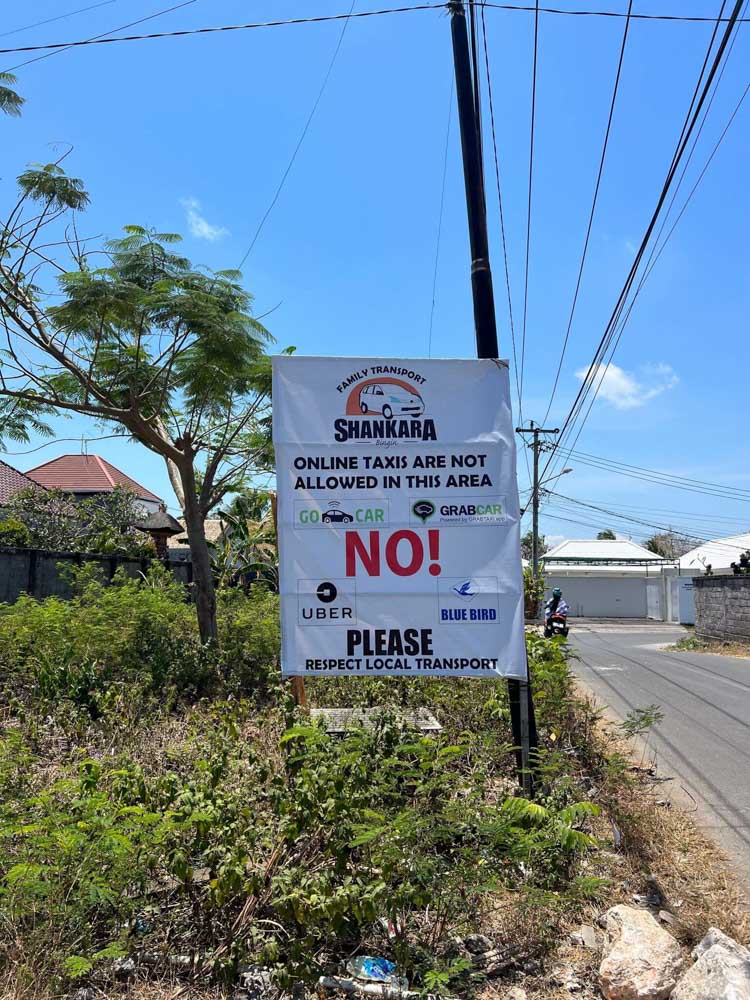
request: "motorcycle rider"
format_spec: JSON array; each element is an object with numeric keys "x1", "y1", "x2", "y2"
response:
[{"x1": 545, "y1": 587, "x2": 570, "y2": 629}]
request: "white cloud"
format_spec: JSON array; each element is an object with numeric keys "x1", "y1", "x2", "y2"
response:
[
  {"x1": 181, "y1": 197, "x2": 228, "y2": 241},
  {"x1": 574, "y1": 362, "x2": 678, "y2": 410}
]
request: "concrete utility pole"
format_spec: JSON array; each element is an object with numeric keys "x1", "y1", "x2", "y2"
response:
[
  {"x1": 516, "y1": 423, "x2": 559, "y2": 578},
  {"x1": 448, "y1": 0, "x2": 537, "y2": 791}
]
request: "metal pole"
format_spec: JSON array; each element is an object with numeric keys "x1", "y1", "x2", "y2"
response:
[
  {"x1": 449, "y1": 0, "x2": 498, "y2": 359},
  {"x1": 531, "y1": 424, "x2": 540, "y2": 577},
  {"x1": 449, "y1": 0, "x2": 535, "y2": 792}
]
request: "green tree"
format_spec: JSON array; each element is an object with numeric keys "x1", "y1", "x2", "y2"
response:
[
  {"x1": 596, "y1": 529, "x2": 616, "y2": 540},
  {"x1": 644, "y1": 532, "x2": 693, "y2": 559},
  {"x1": 521, "y1": 529, "x2": 548, "y2": 562},
  {"x1": 0, "y1": 164, "x2": 276, "y2": 643},
  {"x1": 3, "y1": 486, "x2": 153, "y2": 556},
  {"x1": 0, "y1": 72, "x2": 24, "y2": 118}
]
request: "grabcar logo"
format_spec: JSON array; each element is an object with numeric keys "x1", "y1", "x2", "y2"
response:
[{"x1": 333, "y1": 370, "x2": 437, "y2": 442}]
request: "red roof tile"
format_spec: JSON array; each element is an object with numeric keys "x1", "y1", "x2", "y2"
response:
[
  {"x1": 0, "y1": 458, "x2": 42, "y2": 503},
  {"x1": 25, "y1": 454, "x2": 162, "y2": 504}
]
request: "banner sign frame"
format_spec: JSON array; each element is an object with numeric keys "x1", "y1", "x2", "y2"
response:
[{"x1": 272, "y1": 355, "x2": 527, "y2": 679}]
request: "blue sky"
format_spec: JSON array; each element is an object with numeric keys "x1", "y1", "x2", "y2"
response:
[{"x1": 1, "y1": 0, "x2": 748, "y2": 545}]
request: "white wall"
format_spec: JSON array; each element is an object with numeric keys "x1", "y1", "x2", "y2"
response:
[{"x1": 545, "y1": 576, "x2": 648, "y2": 619}]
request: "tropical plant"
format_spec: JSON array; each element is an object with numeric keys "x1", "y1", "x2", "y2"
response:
[
  {"x1": 596, "y1": 529, "x2": 616, "y2": 540},
  {"x1": 213, "y1": 489, "x2": 278, "y2": 589},
  {"x1": 0, "y1": 72, "x2": 23, "y2": 118},
  {"x1": 523, "y1": 565, "x2": 545, "y2": 618},
  {"x1": 0, "y1": 161, "x2": 282, "y2": 643}
]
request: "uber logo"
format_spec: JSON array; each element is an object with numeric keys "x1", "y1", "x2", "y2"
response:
[{"x1": 298, "y1": 578, "x2": 357, "y2": 627}]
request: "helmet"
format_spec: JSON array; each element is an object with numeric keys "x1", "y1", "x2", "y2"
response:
[{"x1": 552, "y1": 587, "x2": 562, "y2": 598}]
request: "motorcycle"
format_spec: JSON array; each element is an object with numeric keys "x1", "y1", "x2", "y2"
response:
[{"x1": 544, "y1": 612, "x2": 569, "y2": 639}]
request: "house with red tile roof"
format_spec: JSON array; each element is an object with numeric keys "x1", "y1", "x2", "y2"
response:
[
  {"x1": 0, "y1": 458, "x2": 43, "y2": 504},
  {"x1": 25, "y1": 454, "x2": 163, "y2": 513}
]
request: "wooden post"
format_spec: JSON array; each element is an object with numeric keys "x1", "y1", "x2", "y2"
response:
[{"x1": 271, "y1": 490, "x2": 307, "y2": 708}]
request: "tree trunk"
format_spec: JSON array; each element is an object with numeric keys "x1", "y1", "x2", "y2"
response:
[{"x1": 179, "y1": 463, "x2": 218, "y2": 645}]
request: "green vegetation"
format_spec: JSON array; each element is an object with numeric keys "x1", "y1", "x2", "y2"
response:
[
  {"x1": 0, "y1": 567, "x2": 613, "y2": 998},
  {"x1": 0, "y1": 159, "x2": 281, "y2": 644},
  {"x1": 1, "y1": 486, "x2": 155, "y2": 557}
]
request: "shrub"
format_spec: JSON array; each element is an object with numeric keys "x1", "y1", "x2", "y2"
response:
[
  {"x1": 0, "y1": 708, "x2": 599, "y2": 990},
  {"x1": 0, "y1": 517, "x2": 31, "y2": 547},
  {"x1": 0, "y1": 565, "x2": 280, "y2": 714}
]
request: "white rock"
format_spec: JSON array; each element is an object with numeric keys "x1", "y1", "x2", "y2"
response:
[
  {"x1": 672, "y1": 928, "x2": 750, "y2": 1000},
  {"x1": 598, "y1": 904, "x2": 684, "y2": 999},
  {"x1": 505, "y1": 989, "x2": 528, "y2": 1000},
  {"x1": 692, "y1": 927, "x2": 745, "y2": 961}
]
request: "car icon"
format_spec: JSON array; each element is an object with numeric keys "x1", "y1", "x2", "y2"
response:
[
  {"x1": 322, "y1": 508, "x2": 354, "y2": 524},
  {"x1": 359, "y1": 383, "x2": 424, "y2": 419}
]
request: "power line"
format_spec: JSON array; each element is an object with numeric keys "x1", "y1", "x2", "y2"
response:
[
  {"x1": 4, "y1": 0, "x2": 202, "y2": 72},
  {"x1": 541, "y1": 0, "x2": 633, "y2": 426},
  {"x1": 541, "y1": 0, "x2": 734, "y2": 468},
  {"x1": 4, "y1": 1, "x2": 750, "y2": 65},
  {"x1": 428, "y1": 78, "x2": 454, "y2": 358},
  {"x1": 480, "y1": 4, "x2": 521, "y2": 418},
  {"x1": 237, "y1": 0, "x2": 357, "y2": 269},
  {"x1": 1, "y1": 433, "x2": 130, "y2": 457},
  {"x1": 554, "y1": 1, "x2": 747, "y2": 466},
  {"x1": 0, "y1": 1, "x2": 117, "y2": 40},
  {"x1": 0, "y1": 6, "x2": 443, "y2": 65},
  {"x1": 551, "y1": 448, "x2": 750, "y2": 503},
  {"x1": 477, "y1": 3, "x2": 750, "y2": 22},
  {"x1": 540, "y1": 0, "x2": 745, "y2": 484},
  {"x1": 518, "y1": 0, "x2": 540, "y2": 415},
  {"x1": 546, "y1": 490, "x2": 750, "y2": 550}
]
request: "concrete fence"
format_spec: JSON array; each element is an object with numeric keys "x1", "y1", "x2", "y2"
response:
[
  {"x1": 693, "y1": 575, "x2": 750, "y2": 642},
  {"x1": 0, "y1": 545, "x2": 193, "y2": 604}
]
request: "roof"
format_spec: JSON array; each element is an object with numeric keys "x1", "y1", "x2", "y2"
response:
[
  {"x1": 133, "y1": 510, "x2": 184, "y2": 534},
  {"x1": 167, "y1": 518, "x2": 225, "y2": 548},
  {"x1": 0, "y1": 458, "x2": 43, "y2": 503},
  {"x1": 544, "y1": 538, "x2": 662, "y2": 564},
  {"x1": 25, "y1": 454, "x2": 162, "y2": 504},
  {"x1": 678, "y1": 532, "x2": 750, "y2": 573}
]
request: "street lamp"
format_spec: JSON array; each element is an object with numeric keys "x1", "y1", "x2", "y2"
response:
[{"x1": 519, "y1": 468, "x2": 572, "y2": 516}]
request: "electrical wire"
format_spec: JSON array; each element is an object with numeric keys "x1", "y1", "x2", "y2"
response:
[
  {"x1": 553, "y1": 1, "x2": 748, "y2": 466},
  {"x1": 518, "y1": 0, "x2": 540, "y2": 415},
  {"x1": 545, "y1": 490, "x2": 750, "y2": 550},
  {"x1": 4, "y1": 0, "x2": 202, "y2": 72},
  {"x1": 4, "y1": 2, "x2": 750, "y2": 65},
  {"x1": 236, "y1": 0, "x2": 358, "y2": 269},
  {"x1": 0, "y1": 1, "x2": 117, "y2": 40},
  {"x1": 539, "y1": 0, "x2": 745, "y2": 485},
  {"x1": 541, "y1": 0, "x2": 734, "y2": 468},
  {"x1": 1, "y1": 434, "x2": 130, "y2": 456},
  {"x1": 476, "y1": 3, "x2": 750, "y2": 22},
  {"x1": 578, "y1": 448, "x2": 750, "y2": 495},
  {"x1": 428, "y1": 78, "x2": 454, "y2": 358},
  {"x1": 540, "y1": 0, "x2": 634, "y2": 426},
  {"x1": 0, "y1": 5, "x2": 443, "y2": 66},
  {"x1": 480, "y1": 3, "x2": 521, "y2": 419},
  {"x1": 557, "y1": 447, "x2": 750, "y2": 499}
]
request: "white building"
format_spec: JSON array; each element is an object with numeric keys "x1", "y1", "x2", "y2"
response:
[
  {"x1": 543, "y1": 538, "x2": 667, "y2": 619},
  {"x1": 677, "y1": 532, "x2": 750, "y2": 576},
  {"x1": 663, "y1": 532, "x2": 750, "y2": 625}
]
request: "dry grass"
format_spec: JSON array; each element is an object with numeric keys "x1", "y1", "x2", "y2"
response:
[{"x1": 669, "y1": 637, "x2": 750, "y2": 659}]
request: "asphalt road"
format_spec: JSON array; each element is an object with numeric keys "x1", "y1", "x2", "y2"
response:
[{"x1": 569, "y1": 622, "x2": 750, "y2": 885}]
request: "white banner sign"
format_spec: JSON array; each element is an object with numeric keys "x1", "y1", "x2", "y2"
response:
[{"x1": 272, "y1": 356, "x2": 527, "y2": 678}]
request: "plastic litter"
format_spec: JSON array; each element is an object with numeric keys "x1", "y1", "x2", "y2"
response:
[{"x1": 346, "y1": 957, "x2": 407, "y2": 989}]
